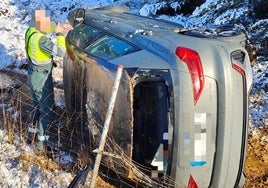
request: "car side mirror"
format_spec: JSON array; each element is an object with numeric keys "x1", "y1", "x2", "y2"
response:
[{"x1": 74, "y1": 8, "x2": 85, "y2": 26}]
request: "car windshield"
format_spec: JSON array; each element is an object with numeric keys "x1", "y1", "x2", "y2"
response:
[{"x1": 69, "y1": 24, "x2": 139, "y2": 60}]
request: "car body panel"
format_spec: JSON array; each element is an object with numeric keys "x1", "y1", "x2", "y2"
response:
[
  {"x1": 64, "y1": 46, "x2": 137, "y2": 177},
  {"x1": 64, "y1": 7, "x2": 252, "y2": 187}
]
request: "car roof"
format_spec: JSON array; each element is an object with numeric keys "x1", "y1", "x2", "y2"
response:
[{"x1": 83, "y1": 8, "x2": 185, "y2": 40}]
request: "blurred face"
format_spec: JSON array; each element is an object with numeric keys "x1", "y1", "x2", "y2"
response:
[{"x1": 34, "y1": 9, "x2": 51, "y2": 32}]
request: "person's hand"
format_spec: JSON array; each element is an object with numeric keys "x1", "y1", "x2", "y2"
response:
[
  {"x1": 62, "y1": 23, "x2": 73, "y2": 31},
  {"x1": 55, "y1": 23, "x2": 73, "y2": 34}
]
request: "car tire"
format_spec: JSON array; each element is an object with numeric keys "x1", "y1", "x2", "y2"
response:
[{"x1": 185, "y1": 26, "x2": 246, "y2": 46}]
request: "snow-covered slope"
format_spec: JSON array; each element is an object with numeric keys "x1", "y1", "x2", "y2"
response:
[{"x1": 0, "y1": 0, "x2": 267, "y2": 187}]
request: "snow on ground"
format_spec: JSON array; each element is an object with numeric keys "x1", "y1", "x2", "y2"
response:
[
  {"x1": 250, "y1": 58, "x2": 268, "y2": 127},
  {"x1": 0, "y1": 129, "x2": 74, "y2": 187},
  {"x1": 0, "y1": 0, "x2": 268, "y2": 187}
]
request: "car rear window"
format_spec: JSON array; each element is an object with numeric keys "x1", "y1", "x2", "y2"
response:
[{"x1": 69, "y1": 24, "x2": 139, "y2": 60}]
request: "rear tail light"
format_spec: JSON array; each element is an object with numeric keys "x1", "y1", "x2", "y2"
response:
[
  {"x1": 232, "y1": 63, "x2": 245, "y2": 75},
  {"x1": 231, "y1": 50, "x2": 246, "y2": 76},
  {"x1": 176, "y1": 47, "x2": 204, "y2": 105},
  {"x1": 187, "y1": 175, "x2": 198, "y2": 188}
]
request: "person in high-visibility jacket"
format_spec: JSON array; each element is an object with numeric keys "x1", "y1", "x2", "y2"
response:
[{"x1": 25, "y1": 9, "x2": 72, "y2": 152}]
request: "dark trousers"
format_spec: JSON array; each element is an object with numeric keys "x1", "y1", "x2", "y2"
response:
[{"x1": 27, "y1": 61, "x2": 55, "y2": 149}]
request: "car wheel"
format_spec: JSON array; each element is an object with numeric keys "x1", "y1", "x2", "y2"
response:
[{"x1": 185, "y1": 26, "x2": 246, "y2": 46}]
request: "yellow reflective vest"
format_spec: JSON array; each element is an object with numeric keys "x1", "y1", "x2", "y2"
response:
[{"x1": 25, "y1": 27, "x2": 66, "y2": 64}]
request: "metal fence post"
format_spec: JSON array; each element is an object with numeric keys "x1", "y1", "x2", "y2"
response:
[{"x1": 89, "y1": 65, "x2": 124, "y2": 188}]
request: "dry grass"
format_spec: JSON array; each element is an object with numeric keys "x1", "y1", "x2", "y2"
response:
[
  {"x1": 244, "y1": 127, "x2": 268, "y2": 187},
  {"x1": 0, "y1": 69, "x2": 116, "y2": 187}
]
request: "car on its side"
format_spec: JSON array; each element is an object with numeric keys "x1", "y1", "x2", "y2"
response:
[{"x1": 63, "y1": 6, "x2": 252, "y2": 188}]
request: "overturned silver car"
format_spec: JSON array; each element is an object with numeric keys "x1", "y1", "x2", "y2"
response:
[{"x1": 63, "y1": 6, "x2": 252, "y2": 187}]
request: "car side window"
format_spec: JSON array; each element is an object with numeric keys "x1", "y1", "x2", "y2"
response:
[
  {"x1": 69, "y1": 24, "x2": 103, "y2": 48},
  {"x1": 85, "y1": 35, "x2": 139, "y2": 60},
  {"x1": 69, "y1": 24, "x2": 139, "y2": 60}
]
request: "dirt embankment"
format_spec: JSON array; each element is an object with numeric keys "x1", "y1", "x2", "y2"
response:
[{"x1": 244, "y1": 126, "x2": 268, "y2": 187}]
